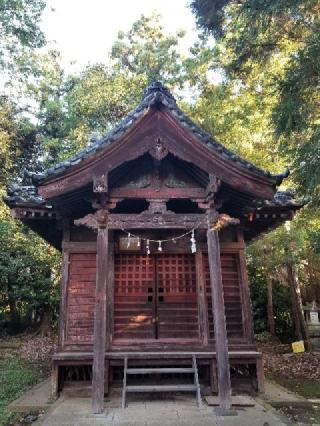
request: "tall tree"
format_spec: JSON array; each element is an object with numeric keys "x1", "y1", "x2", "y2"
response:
[
  {"x1": 111, "y1": 12, "x2": 186, "y2": 86},
  {"x1": 29, "y1": 14, "x2": 190, "y2": 165},
  {"x1": 190, "y1": 0, "x2": 320, "y2": 202}
]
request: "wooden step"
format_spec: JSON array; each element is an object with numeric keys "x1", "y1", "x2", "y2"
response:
[
  {"x1": 126, "y1": 384, "x2": 197, "y2": 393},
  {"x1": 126, "y1": 368, "x2": 194, "y2": 374},
  {"x1": 122, "y1": 354, "x2": 202, "y2": 408}
]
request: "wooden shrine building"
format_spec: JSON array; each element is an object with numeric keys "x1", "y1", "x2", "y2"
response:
[{"x1": 6, "y1": 82, "x2": 303, "y2": 413}]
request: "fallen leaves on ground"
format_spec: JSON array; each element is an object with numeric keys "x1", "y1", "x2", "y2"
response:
[
  {"x1": 18, "y1": 335, "x2": 57, "y2": 365},
  {"x1": 259, "y1": 342, "x2": 320, "y2": 380}
]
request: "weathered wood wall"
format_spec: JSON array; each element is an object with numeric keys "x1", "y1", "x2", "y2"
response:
[
  {"x1": 203, "y1": 253, "x2": 244, "y2": 341},
  {"x1": 62, "y1": 228, "x2": 250, "y2": 349},
  {"x1": 65, "y1": 253, "x2": 96, "y2": 346}
]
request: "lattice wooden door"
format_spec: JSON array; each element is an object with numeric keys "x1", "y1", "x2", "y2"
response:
[
  {"x1": 114, "y1": 254, "x2": 155, "y2": 340},
  {"x1": 156, "y1": 254, "x2": 199, "y2": 340},
  {"x1": 114, "y1": 253, "x2": 199, "y2": 341}
]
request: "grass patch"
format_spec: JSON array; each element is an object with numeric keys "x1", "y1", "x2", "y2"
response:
[
  {"x1": 267, "y1": 373, "x2": 320, "y2": 399},
  {"x1": 279, "y1": 406, "x2": 320, "y2": 425},
  {"x1": 0, "y1": 357, "x2": 44, "y2": 426}
]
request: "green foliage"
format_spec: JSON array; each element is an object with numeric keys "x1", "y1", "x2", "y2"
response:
[
  {"x1": 0, "y1": 97, "x2": 40, "y2": 184},
  {"x1": 0, "y1": 0, "x2": 46, "y2": 70},
  {"x1": 111, "y1": 13, "x2": 186, "y2": 86},
  {"x1": 274, "y1": 22, "x2": 320, "y2": 200},
  {"x1": 186, "y1": 78, "x2": 284, "y2": 172},
  {"x1": 26, "y1": 14, "x2": 191, "y2": 164},
  {"x1": 0, "y1": 356, "x2": 43, "y2": 425},
  {"x1": 190, "y1": 0, "x2": 320, "y2": 202},
  {"x1": 0, "y1": 0, "x2": 61, "y2": 335},
  {"x1": 0, "y1": 216, "x2": 60, "y2": 333},
  {"x1": 248, "y1": 257, "x2": 294, "y2": 341},
  {"x1": 190, "y1": 0, "x2": 229, "y2": 38}
]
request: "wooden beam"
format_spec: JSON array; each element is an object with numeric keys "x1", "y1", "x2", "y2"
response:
[
  {"x1": 92, "y1": 213, "x2": 108, "y2": 414},
  {"x1": 12, "y1": 207, "x2": 60, "y2": 219},
  {"x1": 207, "y1": 214, "x2": 232, "y2": 411},
  {"x1": 75, "y1": 213, "x2": 207, "y2": 230},
  {"x1": 109, "y1": 187, "x2": 205, "y2": 199},
  {"x1": 62, "y1": 241, "x2": 97, "y2": 251}
]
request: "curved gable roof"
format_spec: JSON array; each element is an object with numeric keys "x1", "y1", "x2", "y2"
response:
[{"x1": 31, "y1": 82, "x2": 288, "y2": 188}]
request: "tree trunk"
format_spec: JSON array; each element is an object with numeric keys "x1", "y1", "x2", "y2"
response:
[
  {"x1": 8, "y1": 282, "x2": 19, "y2": 324},
  {"x1": 287, "y1": 263, "x2": 311, "y2": 350},
  {"x1": 38, "y1": 311, "x2": 51, "y2": 337},
  {"x1": 266, "y1": 273, "x2": 275, "y2": 336}
]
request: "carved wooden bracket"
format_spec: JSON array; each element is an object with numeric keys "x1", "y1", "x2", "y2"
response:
[
  {"x1": 74, "y1": 209, "x2": 108, "y2": 230},
  {"x1": 93, "y1": 173, "x2": 108, "y2": 193},
  {"x1": 206, "y1": 174, "x2": 221, "y2": 197},
  {"x1": 149, "y1": 137, "x2": 169, "y2": 161},
  {"x1": 147, "y1": 199, "x2": 168, "y2": 214},
  {"x1": 208, "y1": 211, "x2": 240, "y2": 231}
]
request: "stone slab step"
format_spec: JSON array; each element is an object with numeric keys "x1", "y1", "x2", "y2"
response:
[{"x1": 205, "y1": 395, "x2": 255, "y2": 407}]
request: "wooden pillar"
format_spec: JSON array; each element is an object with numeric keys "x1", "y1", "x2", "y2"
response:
[
  {"x1": 51, "y1": 361, "x2": 59, "y2": 399},
  {"x1": 207, "y1": 222, "x2": 232, "y2": 411},
  {"x1": 256, "y1": 357, "x2": 265, "y2": 393},
  {"x1": 106, "y1": 236, "x2": 114, "y2": 350},
  {"x1": 238, "y1": 247, "x2": 255, "y2": 344},
  {"x1": 92, "y1": 213, "x2": 108, "y2": 414},
  {"x1": 59, "y1": 220, "x2": 70, "y2": 349},
  {"x1": 195, "y1": 251, "x2": 209, "y2": 345}
]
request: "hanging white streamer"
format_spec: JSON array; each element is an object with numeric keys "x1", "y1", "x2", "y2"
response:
[
  {"x1": 190, "y1": 230, "x2": 196, "y2": 253},
  {"x1": 120, "y1": 217, "x2": 206, "y2": 253}
]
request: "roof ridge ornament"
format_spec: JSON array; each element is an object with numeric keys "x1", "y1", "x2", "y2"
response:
[
  {"x1": 143, "y1": 81, "x2": 177, "y2": 105},
  {"x1": 149, "y1": 136, "x2": 169, "y2": 161},
  {"x1": 272, "y1": 167, "x2": 290, "y2": 185}
]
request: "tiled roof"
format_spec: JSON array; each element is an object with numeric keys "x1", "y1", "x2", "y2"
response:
[
  {"x1": 253, "y1": 189, "x2": 305, "y2": 209},
  {"x1": 28, "y1": 82, "x2": 289, "y2": 185},
  {"x1": 5, "y1": 184, "x2": 51, "y2": 207}
]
